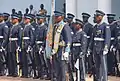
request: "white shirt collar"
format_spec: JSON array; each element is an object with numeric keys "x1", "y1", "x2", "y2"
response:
[
  {"x1": 56, "y1": 20, "x2": 64, "y2": 27},
  {"x1": 25, "y1": 23, "x2": 31, "y2": 26},
  {"x1": 76, "y1": 29, "x2": 82, "y2": 34},
  {"x1": 40, "y1": 23, "x2": 45, "y2": 26},
  {"x1": 0, "y1": 21, "x2": 5, "y2": 24},
  {"x1": 13, "y1": 23, "x2": 19, "y2": 26}
]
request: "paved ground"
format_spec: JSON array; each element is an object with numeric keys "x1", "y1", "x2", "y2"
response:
[{"x1": 0, "y1": 76, "x2": 120, "y2": 81}]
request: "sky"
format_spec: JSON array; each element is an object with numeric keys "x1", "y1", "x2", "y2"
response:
[{"x1": 0, "y1": 0, "x2": 52, "y2": 14}]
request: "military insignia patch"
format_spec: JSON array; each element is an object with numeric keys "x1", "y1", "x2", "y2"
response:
[{"x1": 96, "y1": 30, "x2": 102, "y2": 35}]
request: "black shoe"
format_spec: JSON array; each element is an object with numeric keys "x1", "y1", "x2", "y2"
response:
[
  {"x1": 40, "y1": 76, "x2": 44, "y2": 80},
  {"x1": 20, "y1": 75, "x2": 29, "y2": 78},
  {"x1": 12, "y1": 74, "x2": 18, "y2": 77},
  {"x1": 7, "y1": 74, "x2": 12, "y2": 77},
  {"x1": 45, "y1": 77, "x2": 51, "y2": 80},
  {"x1": 0, "y1": 73, "x2": 4, "y2": 76},
  {"x1": 33, "y1": 76, "x2": 39, "y2": 79}
]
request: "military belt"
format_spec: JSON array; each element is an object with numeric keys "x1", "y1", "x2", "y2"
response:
[
  {"x1": 9, "y1": 38, "x2": 18, "y2": 41},
  {"x1": 73, "y1": 43, "x2": 81, "y2": 46},
  {"x1": 36, "y1": 41, "x2": 43, "y2": 44},
  {"x1": 87, "y1": 36, "x2": 90, "y2": 39},
  {"x1": 23, "y1": 37, "x2": 30, "y2": 40},
  {"x1": 0, "y1": 36, "x2": 3, "y2": 39},
  {"x1": 111, "y1": 37, "x2": 115, "y2": 40},
  {"x1": 118, "y1": 36, "x2": 120, "y2": 40},
  {"x1": 94, "y1": 37, "x2": 104, "y2": 41}
]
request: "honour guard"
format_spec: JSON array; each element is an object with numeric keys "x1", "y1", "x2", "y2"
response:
[
  {"x1": 0, "y1": 13, "x2": 9, "y2": 76},
  {"x1": 3, "y1": 13, "x2": 12, "y2": 28},
  {"x1": 8, "y1": 14, "x2": 23, "y2": 77},
  {"x1": 21, "y1": 14, "x2": 35, "y2": 78},
  {"x1": 89, "y1": 10, "x2": 111, "y2": 81},
  {"x1": 107, "y1": 14, "x2": 118, "y2": 76},
  {"x1": 33, "y1": 14, "x2": 48, "y2": 79},
  {"x1": 82, "y1": 12, "x2": 93, "y2": 73},
  {"x1": 51, "y1": 11, "x2": 72, "y2": 81},
  {"x1": 73, "y1": 19, "x2": 87, "y2": 81},
  {"x1": 67, "y1": 13, "x2": 75, "y2": 33}
]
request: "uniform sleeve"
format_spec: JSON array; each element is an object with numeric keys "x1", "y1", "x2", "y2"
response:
[
  {"x1": 81, "y1": 32, "x2": 87, "y2": 54},
  {"x1": 88, "y1": 26, "x2": 96, "y2": 51},
  {"x1": 18, "y1": 26, "x2": 23, "y2": 48},
  {"x1": 89, "y1": 24, "x2": 94, "y2": 38},
  {"x1": 113, "y1": 23, "x2": 119, "y2": 48},
  {"x1": 43, "y1": 26, "x2": 48, "y2": 47},
  {"x1": 30, "y1": 27, "x2": 35, "y2": 47},
  {"x1": 63, "y1": 24, "x2": 72, "y2": 52},
  {"x1": 2, "y1": 25, "x2": 9, "y2": 48},
  {"x1": 105, "y1": 25, "x2": 111, "y2": 49}
]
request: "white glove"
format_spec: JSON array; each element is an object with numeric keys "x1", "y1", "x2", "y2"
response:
[
  {"x1": 1, "y1": 47, "x2": 5, "y2": 51},
  {"x1": 103, "y1": 45, "x2": 108, "y2": 55},
  {"x1": 0, "y1": 47, "x2": 5, "y2": 52},
  {"x1": 0, "y1": 49, "x2": 2, "y2": 52},
  {"x1": 62, "y1": 52, "x2": 69, "y2": 60},
  {"x1": 51, "y1": 49, "x2": 56, "y2": 55},
  {"x1": 113, "y1": 48, "x2": 116, "y2": 51},
  {"x1": 17, "y1": 46, "x2": 21, "y2": 52},
  {"x1": 110, "y1": 45, "x2": 114, "y2": 51},
  {"x1": 103, "y1": 50, "x2": 108, "y2": 55},
  {"x1": 27, "y1": 46, "x2": 31, "y2": 53},
  {"x1": 39, "y1": 47, "x2": 42, "y2": 54}
]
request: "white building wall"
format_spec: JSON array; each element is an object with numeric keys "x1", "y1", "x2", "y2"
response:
[
  {"x1": 76, "y1": 0, "x2": 98, "y2": 23},
  {"x1": 66, "y1": 0, "x2": 77, "y2": 18}
]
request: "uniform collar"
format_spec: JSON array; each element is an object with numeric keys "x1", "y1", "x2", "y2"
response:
[
  {"x1": 40, "y1": 23, "x2": 45, "y2": 26},
  {"x1": 76, "y1": 29, "x2": 82, "y2": 34},
  {"x1": 97, "y1": 20, "x2": 104, "y2": 26},
  {"x1": 0, "y1": 21, "x2": 5, "y2": 24},
  {"x1": 56, "y1": 20, "x2": 64, "y2": 27},
  {"x1": 25, "y1": 23, "x2": 31, "y2": 26},
  {"x1": 13, "y1": 22, "x2": 19, "y2": 26}
]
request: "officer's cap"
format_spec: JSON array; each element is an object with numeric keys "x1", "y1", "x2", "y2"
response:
[
  {"x1": 11, "y1": 14, "x2": 20, "y2": 19},
  {"x1": 82, "y1": 13, "x2": 91, "y2": 18},
  {"x1": 64, "y1": 17, "x2": 69, "y2": 22},
  {"x1": 0, "y1": 13, "x2": 3, "y2": 17},
  {"x1": 95, "y1": 10, "x2": 105, "y2": 16},
  {"x1": 46, "y1": 15, "x2": 50, "y2": 18},
  {"x1": 67, "y1": 13, "x2": 75, "y2": 19},
  {"x1": 18, "y1": 13, "x2": 23, "y2": 19},
  {"x1": 36, "y1": 14, "x2": 46, "y2": 19},
  {"x1": 3, "y1": 13, "x2": 10, "y2": 17},
  {"x1": 75, "y1": 19, "x2": 84, "y2": 26},
  {"x1": 107, "y1": 14, "x2": 116, "y2": 18},
  {"x1": 54, "y1": 11, "x2": 64, "y2": 16},
  {"x1": 24, "y1": 14, "x2": 34, "y2": 19}
]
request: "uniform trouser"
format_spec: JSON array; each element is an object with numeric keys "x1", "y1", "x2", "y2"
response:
[
  {"x1": 107, "y1": 51, "x2": 115, "y2": 75},
  {"x1": 9, "y1": 51, "x2": 17, "y2": 75},
  {"x1": 94, "y1": 51, "x2": 108, "y2": 81},
  {"x1": 21, "y1": 49, "x2": 30, "y2": 77},
  {"x1": 75, "y1": 57, "x2": 86, "y2": 81},
  {"x1": 0, "y1": 51, "x2": 5, "y2": 74},
  {"x1": 52, "y1": 55, "x2": 69, "y2": 81},
  {"x1": 33, "y1": 51, "x2": 45, "y2": 77},
  {"x1": 47, "y1": 58, "x2": 52, "y2": 78}
]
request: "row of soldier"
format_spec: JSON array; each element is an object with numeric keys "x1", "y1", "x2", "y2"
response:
[{"x1": 0, "y1": 9, "x2": 120, "y2": 81}]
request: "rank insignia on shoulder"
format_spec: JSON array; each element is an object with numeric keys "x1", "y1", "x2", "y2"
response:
[
  {"x1": 5, "y1": 25, "x2": 8, "y2": 28},
  {"x1": 32, "y1": 28, "x2": 35, "y2": 30}
]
